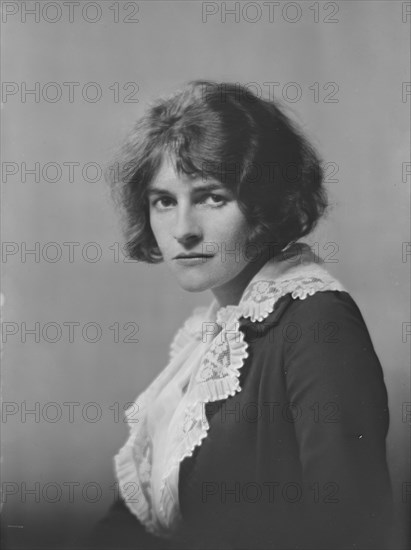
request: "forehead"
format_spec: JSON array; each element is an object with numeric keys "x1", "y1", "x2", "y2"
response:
[
  {"x1": 148, "y1": 156, "x2": 183, "y2": 188},
  {"x1": 148, "y1": 155, "x2": 224, "y2": 192}
]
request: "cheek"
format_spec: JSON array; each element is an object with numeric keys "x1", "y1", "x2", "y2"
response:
[
  {"x1": 149, "y1": 220, "x2": 167, "y2": 256},
  {"x1": 217, "y1": 212, "x2": 250, "y2": 247},
  {"x1": 149, "y1": 214, "x2": 166, "y2": 243},
  {"x1": 149, "y1": 217, "x2": 158, "y2": 241}
]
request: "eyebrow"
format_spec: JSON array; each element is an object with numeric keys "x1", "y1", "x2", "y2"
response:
[{"x1": 147, "y1": 182, "x2": 227, "y2": 196}]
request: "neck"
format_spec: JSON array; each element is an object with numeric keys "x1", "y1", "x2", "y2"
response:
[{"x1": 211, "y1": 248, "x2": 272, "y2": 308}]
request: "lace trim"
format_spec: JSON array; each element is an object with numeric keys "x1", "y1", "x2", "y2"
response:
[
  {"x1": 240, "y1": 262, "x2": 345, "y2": 322},
  {"x1": 114, "y1": 251, "x2": 345, "y2": 535},
  {"x1": 114, "y1": 387, "x2": 157, "y2": 532}
]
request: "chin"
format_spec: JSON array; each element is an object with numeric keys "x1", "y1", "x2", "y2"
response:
[
  {"x1": 172, "y1": 270, "x2": 215, "y2": 293},
  {"x1": 177, "y1": 278, "x2": 212, "y2": 293}
]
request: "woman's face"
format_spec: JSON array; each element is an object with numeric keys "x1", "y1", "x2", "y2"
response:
[{"x1": 148, "y1": 155, "x2": 258, "y2": 298}]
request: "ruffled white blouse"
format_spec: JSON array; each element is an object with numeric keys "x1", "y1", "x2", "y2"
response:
[{"x1": 114, "y1": 243, "x2": 345, "y2": 537}]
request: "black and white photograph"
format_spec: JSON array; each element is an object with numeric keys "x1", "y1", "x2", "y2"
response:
[{"x1": 1, "y1": 1, "x2": 410, "y2": 549}]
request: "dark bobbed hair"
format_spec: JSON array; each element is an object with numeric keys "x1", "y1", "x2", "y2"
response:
[{"x1": 107, "y1": 80, "x2": 327, "y2": 263}]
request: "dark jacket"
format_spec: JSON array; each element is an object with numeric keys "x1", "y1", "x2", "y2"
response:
[{"x1": 85, "y1": 291, "x2": 392, "y2": 549}]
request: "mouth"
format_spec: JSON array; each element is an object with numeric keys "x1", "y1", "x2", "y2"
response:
[
  {"x1": 173, "y1": 254, "x2": 214, "y2": 266},
  {"x1": 173, "y1": 254, "x2": 214, "y2": 259}
]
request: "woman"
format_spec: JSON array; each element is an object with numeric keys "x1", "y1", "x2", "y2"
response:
[{"x1": 86, "y1": 81, "x2": 392, "y2": 549}]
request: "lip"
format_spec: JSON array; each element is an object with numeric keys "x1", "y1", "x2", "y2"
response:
[
  {"x1": 173, "y1": 255, "x2": 213, "y2": 266},
  {"x1": 174, "y1": 253, "x2": 214, "y2": 259}
]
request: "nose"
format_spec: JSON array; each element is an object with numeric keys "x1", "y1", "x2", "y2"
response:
[{"x1": 173, "y1": 203, "x2": 202, "y2": 245}]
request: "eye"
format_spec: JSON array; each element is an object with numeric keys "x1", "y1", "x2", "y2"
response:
[
  {"x1": 202, "y1": 194, "x2": 228, "y2": 207},
  {"x1": 151, "y1": 196, "x2": 175, "y2": 210}
]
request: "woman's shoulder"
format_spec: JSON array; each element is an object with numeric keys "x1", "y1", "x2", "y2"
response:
[
  {"x1": 282, "y1": 288, "x2": 363, "y2": 318},
  {"x1": 277, "y1": 289, "x2": 377, "y2": 351},
  {"x1": 279, "y1": 289, "x2": 373, "y2": 341},
  {"x1": 240, "y1": 289, "x2": 364, "y2": 337},
  {"x1": 255, "y1": 288, "x2": 387, "y2": 401},
  {"x1": 243, "y1": 288, "x2": 386, "y2": 387}
]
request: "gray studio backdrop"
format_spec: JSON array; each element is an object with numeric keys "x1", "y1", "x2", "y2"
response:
[{"x1": 2, "y1": 1, "x2": 410, "y2": 548}]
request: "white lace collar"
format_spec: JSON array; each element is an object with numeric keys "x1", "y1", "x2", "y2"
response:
[{"x1": 114, "y1": 243, "x2": 345, "y2": 537}]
